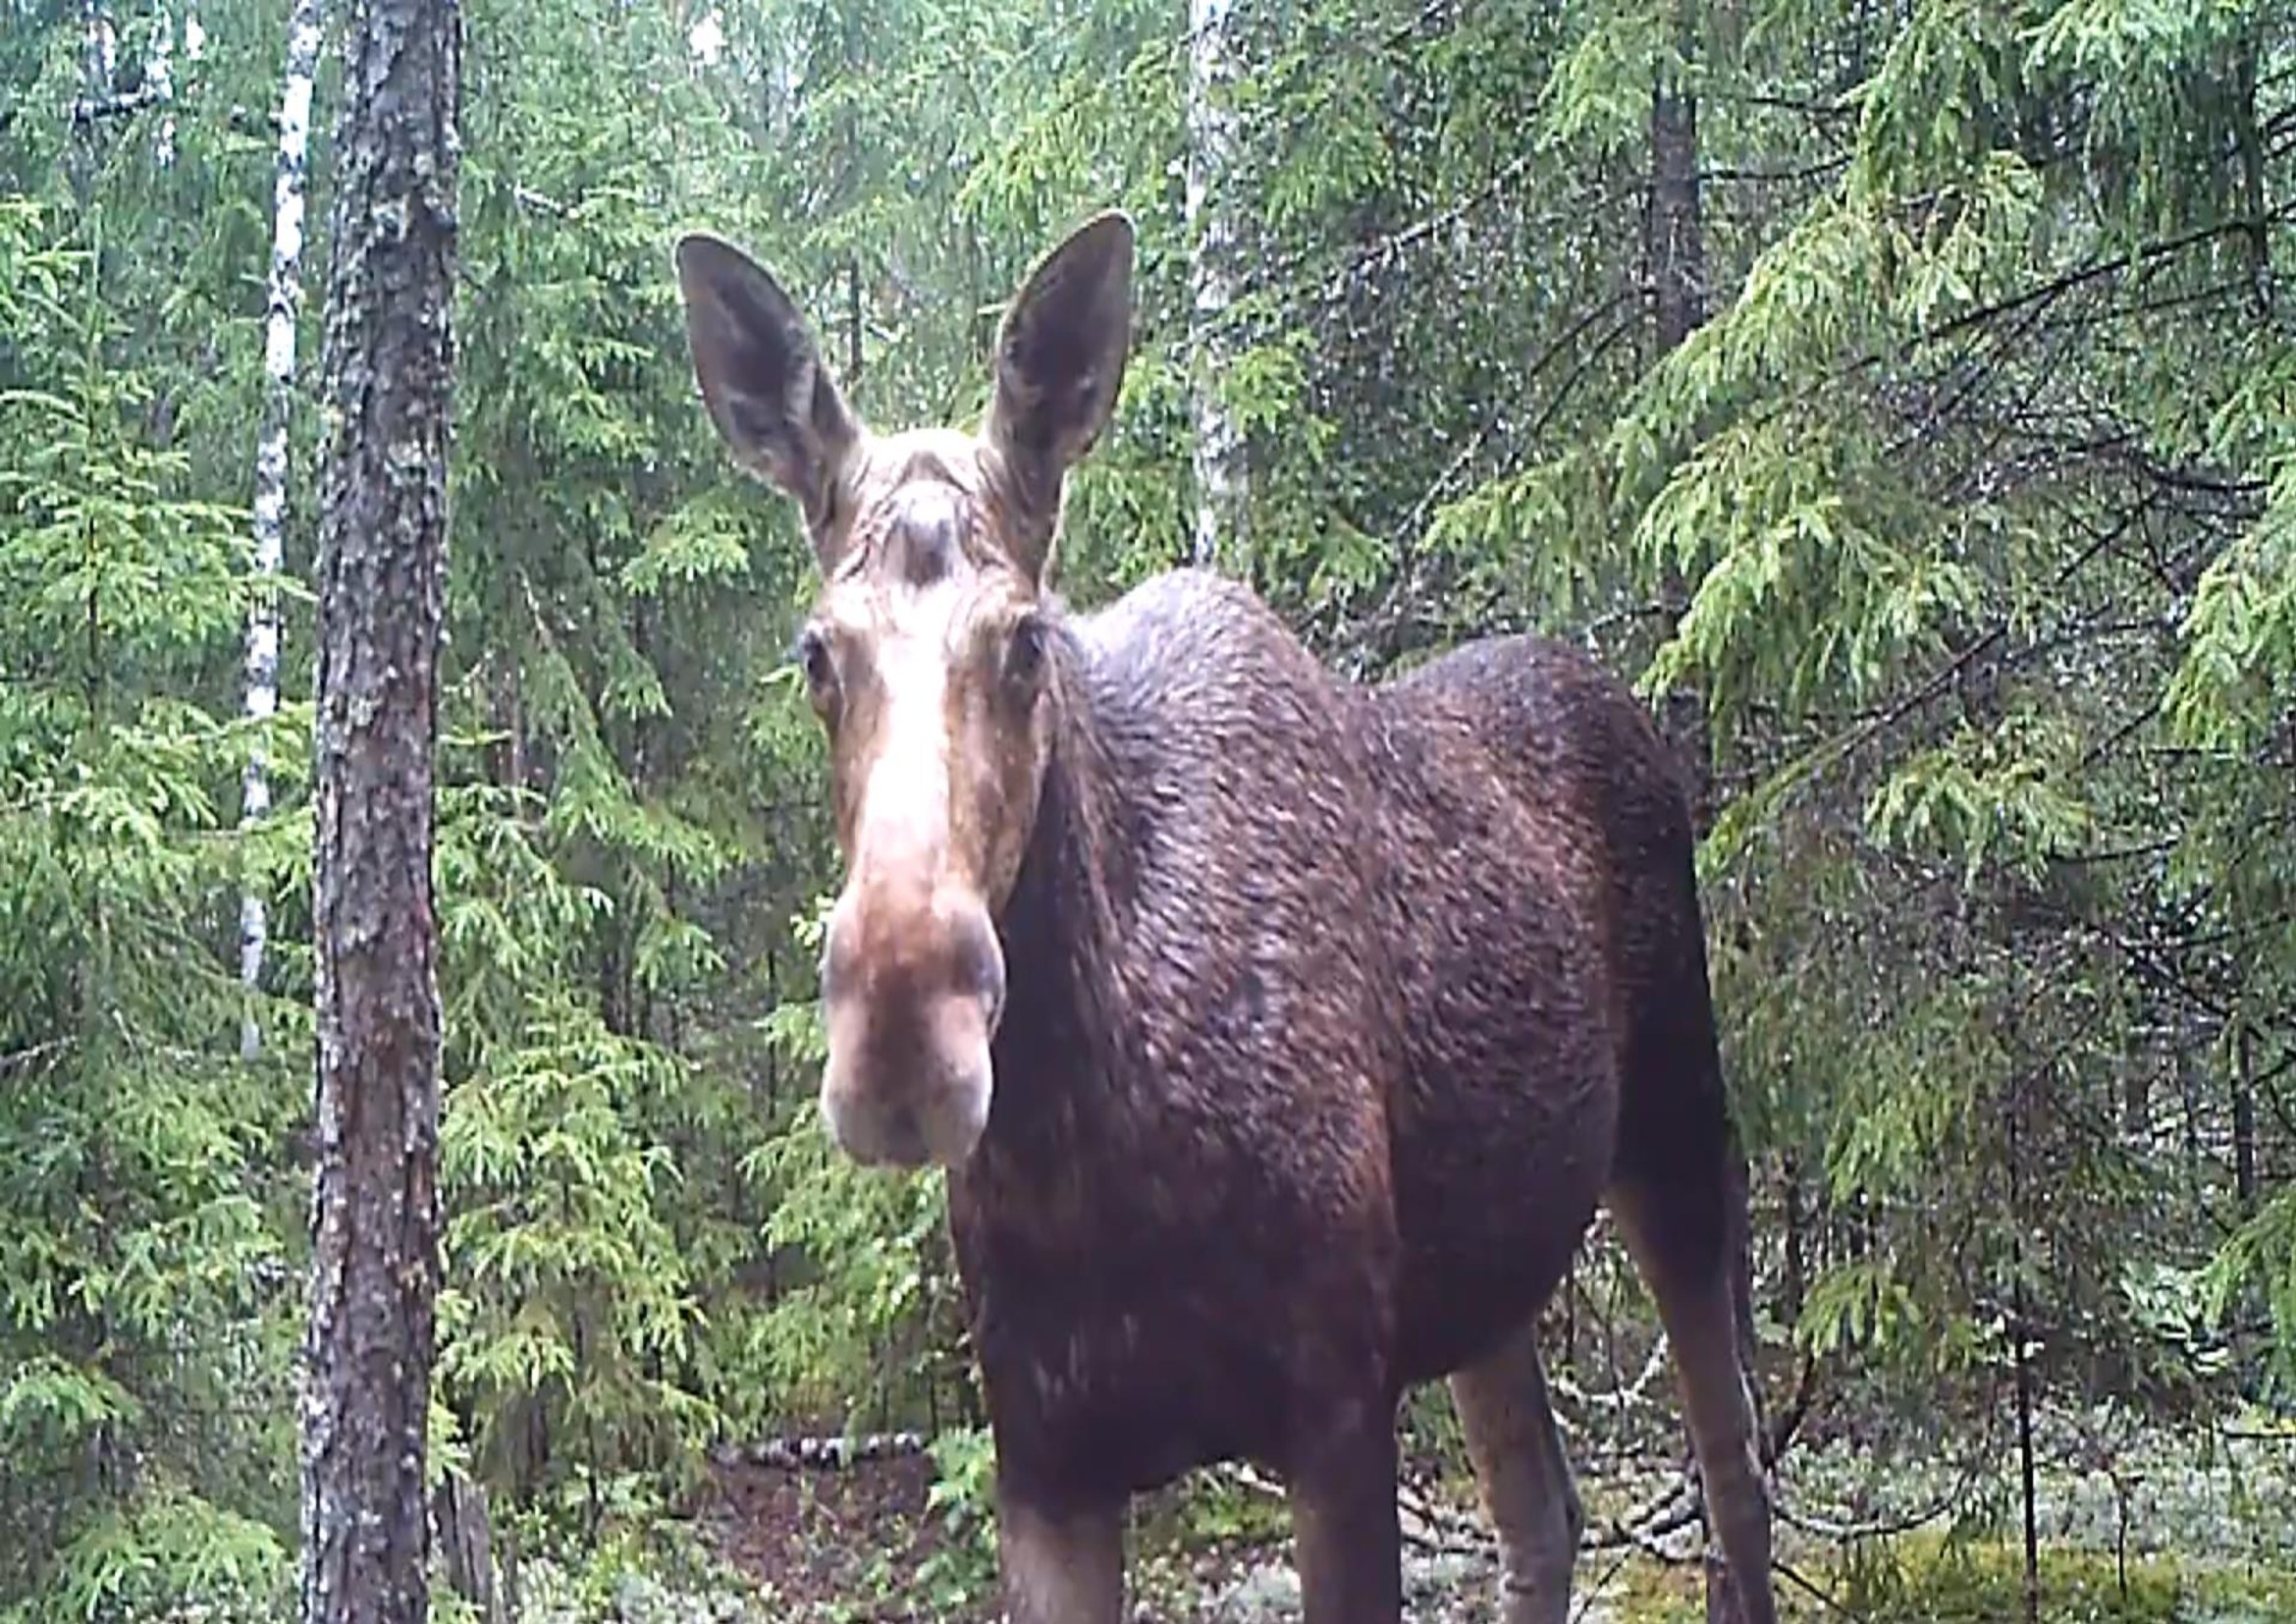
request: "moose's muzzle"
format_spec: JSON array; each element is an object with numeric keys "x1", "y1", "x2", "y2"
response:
[{"x1": 817, "y1": 885, "x2": 1006, "y2": 1169}]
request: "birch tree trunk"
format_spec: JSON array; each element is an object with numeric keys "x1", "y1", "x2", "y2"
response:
[
  {"x1": 68, "y1": 0, "x2": 117, "y2": 201},
  {"x1": 297, "y1": 0, "x2": 460, "y2": 1609},
  {"x1": 141, "y1": 3, "x2": 206, "y2": 167},
  {"x1": 80, "y1": 0, "x2": 116, "y2": 101},
  {"x1": 2233, "y1": 1022, "x2": 2259, "y2": 1217},
  {"x1": 148, "y1": 5, "x2": 176, "y2": 164},
  {"x1": 241, "y1": 0, "x2": 324, "y2": 1062},
  {"x1": 1185, "y1": 0, "x2": 1244, "y2": 569}
]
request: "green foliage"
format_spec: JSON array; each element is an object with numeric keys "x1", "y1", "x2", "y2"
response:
[
  {"x1": 10, "y1": 1489, "x2": 290, "y2": 1624},
  {"x1": 438, "y1": 1001, "x2": 720, "y2": 1517},
  {"x1": 0, "y1": 185, "x2": 301, "y2": 1617},
  {"x1": 915, "y1": 1426, "x2": 1001, "y2": 1608},
  {"x1": 1866, "y1": 715, "x2": 2096, "y2": 892},
  {"x1": 744, "y1": 1112, "x2": 971, "y2": 1426},
  {"x1": 2167, "y1": 462, "x2": 2296, "y2": 754},
  {"x1": 2206, "y1": 1186, "x2": 2296, "y2": 1390},
  {"x1": 1815, "y1": 1528, "x2": 2296, "y2": 1624},
  {"x1": 1832, "y1": 1535, "x2": 2181, "y2": 1624},
  {"x1": 4, "y1": 0, "x2": 2295, "y2": 1608}
]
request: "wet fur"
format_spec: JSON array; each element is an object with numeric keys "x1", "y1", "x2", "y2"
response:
[
  {"x1": 673, "y1": 210, "x2": 1772, "y2": 1624},
  {"x1": 953, "y1": 567, "x2": 1735, "y2": 1509}
]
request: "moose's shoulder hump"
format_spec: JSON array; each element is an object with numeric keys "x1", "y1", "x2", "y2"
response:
[{"x1": 1075, "y1": 567, "x2": 1299, "y2": 673}]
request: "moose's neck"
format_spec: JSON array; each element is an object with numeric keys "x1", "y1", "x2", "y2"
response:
[{"x1": 978, "y1": 622, "x2": 1144, "y2": 1168}]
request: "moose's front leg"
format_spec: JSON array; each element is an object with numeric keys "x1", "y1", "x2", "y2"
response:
[
  {"x1": 996, "y1": 1487, "x2": 1124, "y2": 1624},
  {"x1": 1288, "y1": 1395, "x2": 1404, "y2": 1624}
]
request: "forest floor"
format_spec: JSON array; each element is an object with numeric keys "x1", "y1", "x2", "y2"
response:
[
  {"x1": 500, "y1": 1419, "x2": 2296, "y2": 1623},
  {"x1": 657, "y1": 1427, "x2": 2292, "y2": 1624},
  {"x1": 694, "y1": 1445, "x2": 1574, "y2": 1622},
  {"x1": 697, "y1": 1450, "x2": 1492, "y2": 1622}
]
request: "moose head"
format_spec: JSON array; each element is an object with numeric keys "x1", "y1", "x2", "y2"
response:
[{"x1": 675, "y1": 213, "x2": 1135, "y2": 1170}]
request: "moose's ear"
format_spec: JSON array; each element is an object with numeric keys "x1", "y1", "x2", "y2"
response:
[
  {"x1": 675, "y1": 232, "x2": 859, "y2": 565},
  {"x1": 982, "y1": 211, "x2": 1135, "y2": 576}
]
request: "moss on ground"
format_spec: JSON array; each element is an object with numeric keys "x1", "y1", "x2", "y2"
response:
[{"x1": 1599, "y1": 1535, "x2": 2296, "y2": 1624}]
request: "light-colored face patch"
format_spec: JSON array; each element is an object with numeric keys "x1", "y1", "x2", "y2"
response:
[
  {"x1": 674, "y1": 211, "x2": 1137, "y2": 1168},
  {"x1": 803, "y1": 440, "x2": 1054, "y2": 918},
  {"x1": 844, "y1": 584, "x2": 959, "y2": 891},
  {"x1": 793, "y1": 451, "x2": 1054, "y2": 1169}
]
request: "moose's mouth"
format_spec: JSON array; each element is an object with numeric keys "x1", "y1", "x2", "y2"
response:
[{"x1": 819, "y1": 994, "x2": 997, "y2": 1169}]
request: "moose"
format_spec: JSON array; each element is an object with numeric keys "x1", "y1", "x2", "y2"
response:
[{"x1": 673, "y1": 211, "x2": 1776, "y2": 1624}]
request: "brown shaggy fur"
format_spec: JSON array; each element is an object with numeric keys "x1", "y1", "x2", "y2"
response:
[{"x1": 675, "y1": 211, "x2": 1775, "y2": 1624}]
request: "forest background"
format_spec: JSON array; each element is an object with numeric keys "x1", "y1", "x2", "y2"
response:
[{"x1": 2, "y1": 0, "x2": 2293, "y2": 1619}]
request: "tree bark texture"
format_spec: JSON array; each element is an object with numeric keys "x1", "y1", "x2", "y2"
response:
[
  {"x1": 431, "y1": 1475, "x2": 506, "y2": 1624},
  {"x1": 68, "y1": 0, "x2": 117, "y2": 202},
  {"x1": 2009, "y1": 1067, "x2": 2040, "y2": 1624},
  {"x1": 1648, "y1": 69, "x2": 1706, "y2": 356},
  {"x1": 1648, "y1": 23, "x2": 1713, "y2": 839},
  {"x1": 296, "y1": 0, "x2": 460, "y2": 1613}
]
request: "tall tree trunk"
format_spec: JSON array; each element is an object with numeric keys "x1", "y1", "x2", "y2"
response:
[
  {"x1": 2122, "y1": 1055, "x2": 2149, "y2": 1139},
  {"x1": 241, "y1": 0, "x2": 325, "y2": 1062},
  {"x1": 1780, "y1": 1155, "x2": 1805, "y2": 1328},
  {"x1": 68, "y1": 0, "x2": 117, "y2": 202},
  {"x1": 2180, "y1": 1026, "x2": 2203, "y2": 1206},
  {"x1": 297, "y1": 0, "x2": 461, "y2": 1611},
  {"x1": 2007, "y1": 1065, "x2": 2040, "y2": 1624},
  {"x1": 80, "y1": 0, "x2": 116, "y2": 108},
  {"x1": 1648, "y1": 17, "x2": 1712, "y2": 833},
  {"x1": 431, "y1": 1475, "x2": 505, "y2": 1624},
  {"x1": 2233, "y1": 1022, "x2": 2259, "y2": 1217},
  {"x1": 141, "y1": 2, "x2": 205, "y2": 169},
  {"x1": 147, "y1": 5, "x2": 177, "y2": 165},
  {"x1": 1644, "y1": 17, "x2": 1753, "y2": 1624},
  {"x1": 1185, "y1": 0, "x2": 1245, "y2": 569}
]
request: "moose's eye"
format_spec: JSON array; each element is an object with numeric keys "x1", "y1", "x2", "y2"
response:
[
  {"x1": 795, "y1": 625, "x2": 839, "y2": 714},
  {"x1": 1004, "y1": 614, "x2": 1048, "y2": 692}
]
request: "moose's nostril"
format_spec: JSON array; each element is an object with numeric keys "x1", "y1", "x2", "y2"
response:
[
  {"x1": 951, "y1": 907, "x2": 1006, "y2": 1028},
  {"x1": 819, "y1": 896, "x2": 857, "y2": 1005},
  {"x1": 979, "y1": 947, "x2": 1007, "y2": 1031}
]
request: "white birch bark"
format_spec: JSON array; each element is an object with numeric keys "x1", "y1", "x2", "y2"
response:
[
  {"x1": 175, "y1": 8, "x2": 204, "y2": 164},
  {"x1": 147, "y1": 6, "x2": 175, "y2": 163},
  {"x1": 241, "y1": 0, "x2": 325, "y2": 1061},
  {"x1": 1185, "y1": 0, "x2": 1245, "y2": 569},
  {"x1": 82, "y1": 0, "x2": 116, "y2": 90},
  {"x1": 150, "y1": 4, "x2": 200, "y2": 166}
]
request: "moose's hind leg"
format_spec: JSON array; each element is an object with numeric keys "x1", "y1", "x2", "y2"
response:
[
  {"x1": 1612, "y1": 1173, "x2": 1777, "y2": 1624},
  {"x1": 1450, "y1": 1323, "x2": 1584, "y2": 1624}
]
